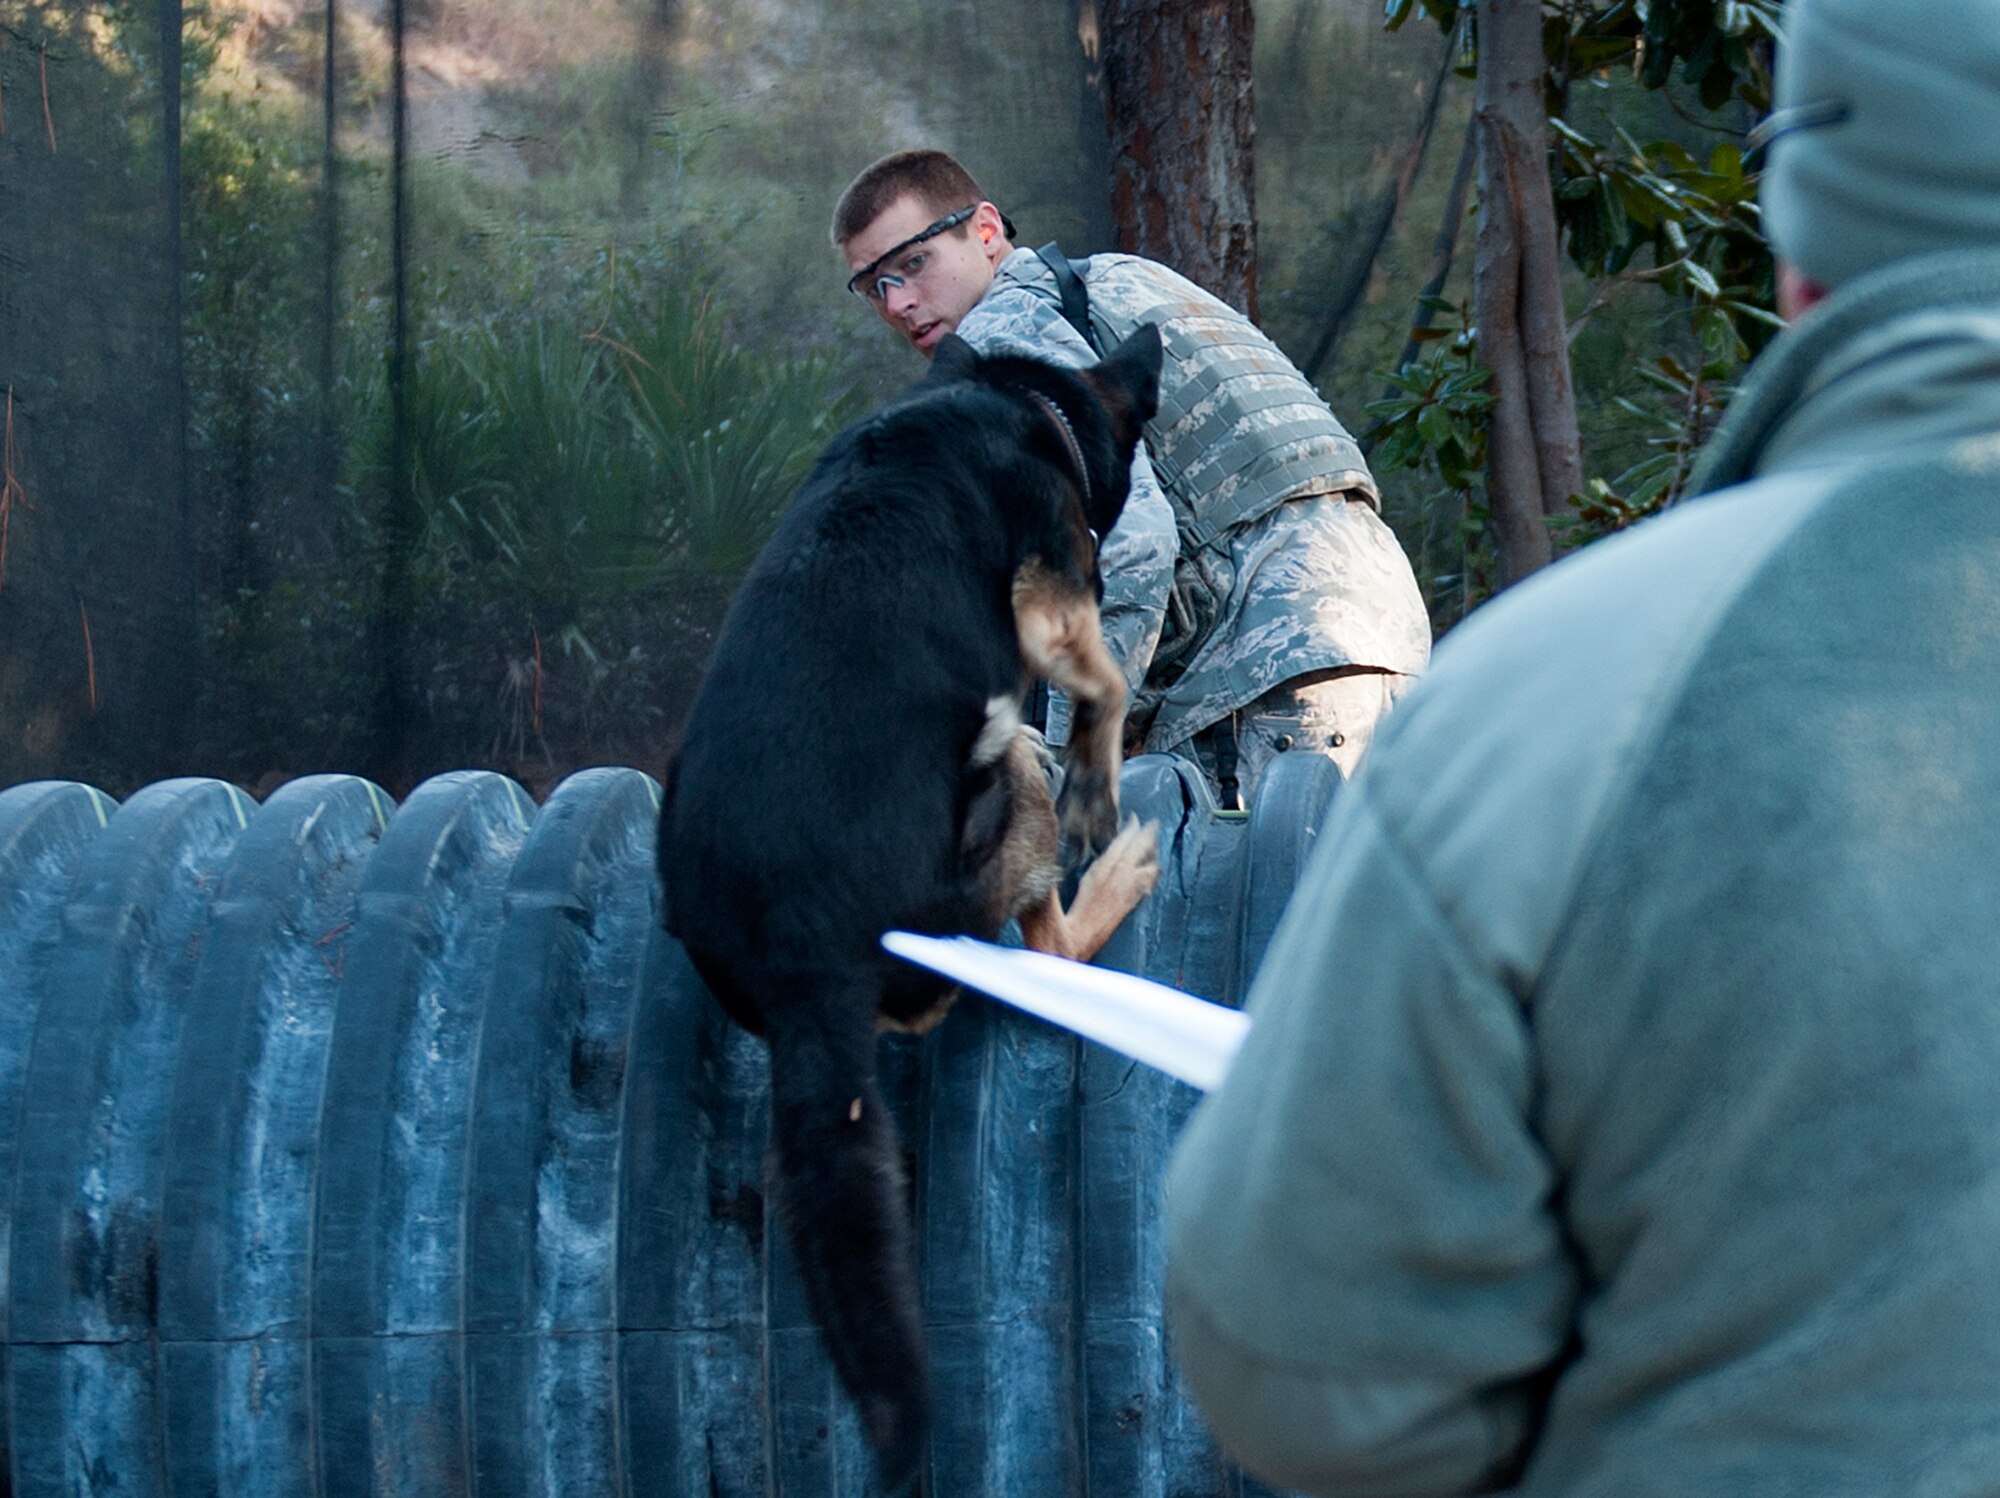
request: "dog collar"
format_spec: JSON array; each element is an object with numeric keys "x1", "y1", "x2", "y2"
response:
[{"x1": 1023, "y1": 389, "x2": 1093, "y2": 520}]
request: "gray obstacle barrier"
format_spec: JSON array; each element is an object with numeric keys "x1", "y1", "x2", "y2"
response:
[{"x1": 0, "y1": 753, "x2": 1341, "y2": 1496}]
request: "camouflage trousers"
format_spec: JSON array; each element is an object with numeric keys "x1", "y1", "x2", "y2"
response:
[{"x1": 1189, "y1": 666, "x2": 1413, "y2": 809}]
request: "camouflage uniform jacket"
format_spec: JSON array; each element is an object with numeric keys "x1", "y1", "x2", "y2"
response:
[{"x1": 956, "y1": 248, "x2": 1431, "y2": 752}]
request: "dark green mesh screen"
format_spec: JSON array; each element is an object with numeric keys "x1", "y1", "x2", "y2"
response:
[{"x1": 0, "y1": 0, "x2": 1450, "y2": 797}]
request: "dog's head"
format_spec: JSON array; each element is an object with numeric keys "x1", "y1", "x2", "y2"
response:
[{"x1": 925, "y1": 324, "x2": 1164, "y2": 579}]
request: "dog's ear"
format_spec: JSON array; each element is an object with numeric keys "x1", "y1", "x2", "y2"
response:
[
  {"x1": 1080, "y1": 322, "x2": 1163, "y2": 454},
  {"x1": 927, "y1": 333, "x2": 980, "y2": 384}
]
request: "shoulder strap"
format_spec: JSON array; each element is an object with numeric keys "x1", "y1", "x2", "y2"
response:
[{"x1": 1033, "y1": 242, "x2": 1098, "y2": 353}]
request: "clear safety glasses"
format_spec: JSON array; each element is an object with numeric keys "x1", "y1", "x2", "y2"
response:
[{"x1": 846, "y1": 206, "x2": 976, "y2": 303}]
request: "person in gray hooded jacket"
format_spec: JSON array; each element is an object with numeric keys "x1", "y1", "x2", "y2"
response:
[{"x1": 1165, "y1": 1, "x2": 2000, "y2": 1493}]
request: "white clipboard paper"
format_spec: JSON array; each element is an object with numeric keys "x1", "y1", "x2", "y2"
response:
[{"x1": 881, "y1": 932, "x2": 1249, "y2": 1093}]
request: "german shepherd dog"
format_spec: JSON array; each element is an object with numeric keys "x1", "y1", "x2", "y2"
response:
[{"x1": 656, "y1": 324, "x2": 1165, "y2": 1490}]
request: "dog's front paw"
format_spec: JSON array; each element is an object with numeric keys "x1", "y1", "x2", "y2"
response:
[
  {"x1": 1110, "y1": 815, "x2": 1161, "y2": 891},
  {"x1": 1056, "y1": 766, "x2": 1119, "y2": 858},
  {"x1": 1082, "y1": 815, "x2": 1161, "y2": 908}
]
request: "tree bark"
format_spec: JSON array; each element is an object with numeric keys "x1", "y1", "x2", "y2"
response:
[
  {"x1": 617, "y1": 0, "x2": 678, "y2": 216},
  {"x1": 1096, "y1": 0, "x2": 1258, "y2": 316},
  {"x1": 1472, "y1": 0, "x2": 1580, "y2": 585}
]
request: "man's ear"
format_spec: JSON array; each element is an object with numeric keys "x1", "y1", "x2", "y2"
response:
[
  {"x1": 927, "y1": 333, "x2": 980, "y2": 383},
  {"x1": 1081, "y1": 322, "x2": 1164, "y2": 451}
]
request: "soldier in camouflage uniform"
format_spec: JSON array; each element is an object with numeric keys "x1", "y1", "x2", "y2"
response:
[{"x1": 832, "y1": 150, "x2": 1431, "y2": 805}]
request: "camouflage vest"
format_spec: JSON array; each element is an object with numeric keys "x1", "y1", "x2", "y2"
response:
[{"x1": 992, "y1": 249, "x2": 1377, "y2": 685}]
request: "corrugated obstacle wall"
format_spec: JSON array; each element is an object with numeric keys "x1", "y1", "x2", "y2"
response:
[{"x1": 0, "y1": 752, "x2": 1340, "y2": 1496}]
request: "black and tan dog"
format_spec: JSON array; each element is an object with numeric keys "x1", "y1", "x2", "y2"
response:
[{"x1": 656, "y1": 325, "x2": 1165, "y2": 1490}]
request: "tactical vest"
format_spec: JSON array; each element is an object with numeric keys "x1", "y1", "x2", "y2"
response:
[
  {"x1": 992, "y1": 248, "x2": 1376, "y2": 691},
  {"x1": 992, "y1": 249, "x2": 1376, "y2": 535}
]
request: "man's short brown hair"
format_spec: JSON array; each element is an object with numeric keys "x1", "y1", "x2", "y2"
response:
[{"x1": 831, "y1": 150, "x2": 990, "y2": 249}]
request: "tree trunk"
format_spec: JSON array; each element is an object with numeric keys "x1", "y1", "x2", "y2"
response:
[
  {"x1": 1471, "y1": 0, "x2": 1580, "y2": 585},
  {"x1": 617, "y1": 0, "x2": 679, "y2": 216},
  {"x1": 1096, "y1": 0, "x2": 1258, "y2": 316}
]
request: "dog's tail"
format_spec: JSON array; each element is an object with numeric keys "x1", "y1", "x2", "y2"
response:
[{"x1": 765, "y1": 988, "x2": 930, "y2": 1492}]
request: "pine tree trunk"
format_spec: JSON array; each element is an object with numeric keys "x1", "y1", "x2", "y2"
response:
[
  {"x1": 1472, "y1": 0, "x2": 1580, "y2": 585},
  {"x1": 1096, "y1": 0, "x2": 1259, "y2": 316}
]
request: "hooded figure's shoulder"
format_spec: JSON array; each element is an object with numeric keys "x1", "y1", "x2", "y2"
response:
[{"x1": 1363, "y1": 470, "x2": 1836, "y2": 983}]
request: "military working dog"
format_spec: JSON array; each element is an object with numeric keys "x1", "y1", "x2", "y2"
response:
[{"x1": 656, "y1": 325, "x2": 1165, "y2": 1490}]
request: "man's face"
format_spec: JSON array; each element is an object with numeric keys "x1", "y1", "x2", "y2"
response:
[{"x1": 843, "y1": 195, "x2": 1004, "y2": 357}]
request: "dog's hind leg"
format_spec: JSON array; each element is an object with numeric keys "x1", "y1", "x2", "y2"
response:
[
  {"x1": 963, "y1": 707, "x2": 1065, "y2": 925},
  {"x1": 1012, "y1": 563, "x2": 1128, "y2": 857},
  {"x1": 764, "y1": 985, "x2": 931, "y2": 1490},
  {"x1": 982, "y1": 717, "x2": 1160, "y2": 962}
]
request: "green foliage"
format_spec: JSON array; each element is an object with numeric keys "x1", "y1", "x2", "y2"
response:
[
  {"x1": 1569, "y1": 348, "x2": 1736, "y2": 530},
  {"x1": 300, "y1": 275, "x2": 864, "y2": 783},
  {"x1": 614, "y1": 291, "x2": 868, "y2": 578},
  {"x1": 1362, "y1": 299, "x2": 1499, "y2": 622},
  {"x1": 159, "y1": 26, "x2": 873, "y2": 781},
  {"x1": 1366, "y1": 300, "x2": 1491, "y2": 491},
  {"x1": 13, "y1": 0, "x2": 232, "y2": 122},
  {"x1": 345, "y1": 282, "x2": 864, "y2": 627},
  {"x1": 182, "y1": 87, "x2": 325, "y2": 553},
  {"x1": 1550, "y1": 114, "x2": 1777, "y2": 356},
  {"x1": 1385, "y1": 0, "x2": 1778, "y2": 110},
  {"x1": 429, "y1": 328, "x2": 634, "y2": 613},
  {"x1": 1367, "y1": 0, "x2": 1780, "y2": 624}
]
